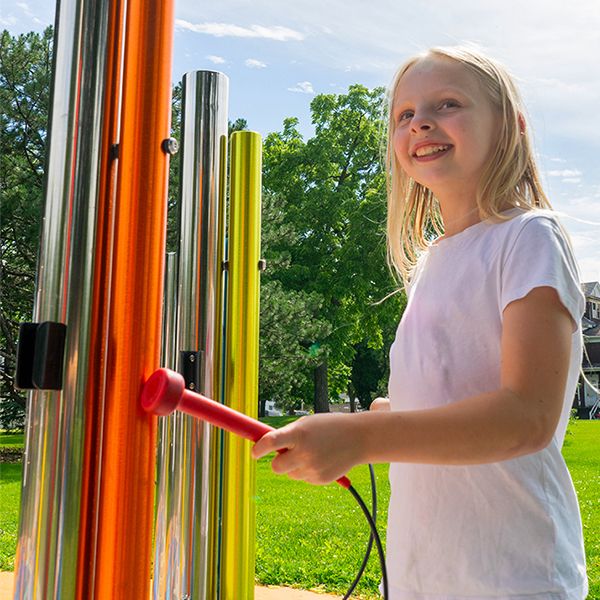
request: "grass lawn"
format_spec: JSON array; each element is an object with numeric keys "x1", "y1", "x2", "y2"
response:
[
  {"x1": 256, "y1": 456, "x2": 388, "y2": 598},
  {"x1": 1, "y1": 420, "x2": 598, "y2": 599},
  {"x1": 0, "y1": 463, "x2": 21, "y2": 571},
  {"x1": 561, "y1": 419, "x2": 600, "y2": 599}
]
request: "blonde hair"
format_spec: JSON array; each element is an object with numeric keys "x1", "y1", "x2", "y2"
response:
[{"x1": 386, "y1": 46, "x2": 552, "y2": 288}]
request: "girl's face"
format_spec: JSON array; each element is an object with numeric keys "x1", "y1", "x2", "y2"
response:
[{"x1": 392, "y1": 56, "x2": 500, "y2": 201}]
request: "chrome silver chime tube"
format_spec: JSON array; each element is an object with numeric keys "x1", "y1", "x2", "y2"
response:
[
  {"x1": 13, "y1": 0, "x2": 112, "y2": 596},
  {"x1": 153, "y1": 252, "x2": 180, "y2": 599},
  {"x1": 153, "y1": 70, "x2": 229, "y2": 600}
]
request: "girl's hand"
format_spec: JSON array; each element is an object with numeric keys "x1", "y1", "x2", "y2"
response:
[
  {"x1": 251, "y1": 413, "x2": 363, "y2": 485},
  {"x1": 370, "y1": 397, "x2": 390, "y2": 412}
]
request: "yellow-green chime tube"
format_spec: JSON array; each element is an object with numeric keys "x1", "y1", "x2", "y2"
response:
[
  {"x1": 208, "y1": 133, "x2": 229, "y2": 599},
  {"x1": 220, "y1": 130, "x2": 263, "y2": 599}
]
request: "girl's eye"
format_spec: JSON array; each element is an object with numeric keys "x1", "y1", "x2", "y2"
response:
[
  {"x1": 397, "y1": 110, "x2": 414, "y2": 123},
  {"x1": 440, "y1": 100, "x2": 459, "y2": 109}
]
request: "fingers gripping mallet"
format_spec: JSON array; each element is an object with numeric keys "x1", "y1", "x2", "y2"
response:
[{"x1": 141, "y1": 368, "x2": 351, "y2": 489}]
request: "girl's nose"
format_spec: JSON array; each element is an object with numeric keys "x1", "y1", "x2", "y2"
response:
[{"x1": 411, "y1": 114, "x2": 434, "y2": 133}]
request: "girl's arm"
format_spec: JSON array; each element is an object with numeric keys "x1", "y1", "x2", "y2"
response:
[
  {"x1": 370, "y1": 397, "x2": 391, "y2": 412},
  {"x1": 252, "y1": 286, "x2": 574, "y2": 484}
]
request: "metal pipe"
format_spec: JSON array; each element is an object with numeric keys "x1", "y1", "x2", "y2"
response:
[
  {"x1": 210, "y1": 129, "x2": 230, "y2": 599},
  {"x1": 92, "y1": 0, "x2": 175, "y2": 593},
  {"x1": 220, "y1": 131, "x2": 263, "y2": 599},
  {"x1": 13, "y1": 0, "x2": 114, "y2": 596},
  {"x1": 153, "y1": 252, "x2": 179, "y2": 599},
  {"x1": 153, "y1": 70, "x2": 228, "y2": 599},
  {"x1": 74, "y1": 1, "x2": 126, "y2": 596}
]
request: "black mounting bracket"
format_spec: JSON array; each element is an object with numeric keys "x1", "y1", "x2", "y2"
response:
[
  {"x1": 179, "y1": 350, "x2": 204, "y2": 392},
  {"x1": 15, "y1": 321, "x2": 67, "y2": 390}
]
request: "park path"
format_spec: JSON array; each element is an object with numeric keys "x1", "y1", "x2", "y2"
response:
[{"x1": 0, "y1": 572, "x2": 342, "y2": 599}]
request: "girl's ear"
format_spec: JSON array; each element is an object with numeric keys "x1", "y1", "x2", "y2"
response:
[{"x1": 518, "y1": 113, "x2": 526, "y2": 135}]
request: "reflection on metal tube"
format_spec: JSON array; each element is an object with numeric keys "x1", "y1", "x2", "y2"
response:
[
  {"x1": 13, "y1": 0, "x2": 112, "y2": 596},
  {"x1": 162, "y1": 253, "x2": 179, "y2": 370},
  {"x1": 210, "y1": 131, "x2": 230, "y2": 599},
  {"x1": 221, "y1": 131, "x2": 263, "y2": 599},
  {"x1": 153, "y1": 70, "x2": 229, "y2": 599},
  {"x1": 154, "y1": 252, "x2": 179, "y2": 599}
]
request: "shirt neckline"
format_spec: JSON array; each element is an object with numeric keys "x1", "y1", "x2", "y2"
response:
[{"x1": 429, "y1": 207, "x2": 524, "y2": 248}]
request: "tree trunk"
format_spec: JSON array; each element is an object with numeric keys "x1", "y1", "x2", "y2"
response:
[
  {"x1": 348, "y1": 382, "x2": 356, "y2": 413},
  {"x1": 258, "y1": 399, "x2": 266, "y2": 418},
  {"x1": 313, "y1": 361, "x2": 330, "y2": 413}
]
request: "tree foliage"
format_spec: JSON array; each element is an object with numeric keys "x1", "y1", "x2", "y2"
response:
[
  {"x1": 166, "y1": 81, "x2": 182, "y2": 253},
  {"x1": 258, "y1": 189, "x2": 332, "y2": 413},
  {"x1": 0, "y1": 27, "x2": 53, "y2": 428},
  {"x1": 261, "y1": 85, "x2": 405, "y2": 411}
]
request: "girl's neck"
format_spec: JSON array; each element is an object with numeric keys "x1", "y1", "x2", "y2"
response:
[{"x1": 439, "y1": 204, "x2": 481, "y2": 239}]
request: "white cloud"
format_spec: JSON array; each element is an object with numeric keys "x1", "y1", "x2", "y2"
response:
[
  {"x1": 15, "y1": 1, "x2": 40, "y2": 22},
  {"x1": 206, "y1": 55, "x2": 226, "y2": 64},
  {"x1": 548, "y1": 169, "x2": 583, "y2": 178},
  {"x1": 287, "y1": 81, "x2": 314, "y2": 94},
  {"x1": 550, "y1": 157, "x2": 567, "y2": 163},
  {"x1": 562, "y1": 178, "x2": 582, "y2": 184},
  {"x1": 245, "y1": 58, "x2": 267, "y2": 69},
  {"x1": 0, "y1": 15, "x2": 17, "y2": 26},
  {"x1": 175, "y1": 19, "x2": 304, "y2": 41}
]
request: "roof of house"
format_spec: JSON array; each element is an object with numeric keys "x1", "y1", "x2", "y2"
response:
[{"x1": 582, "y1": 281, "x2": 600, "y2": 298}]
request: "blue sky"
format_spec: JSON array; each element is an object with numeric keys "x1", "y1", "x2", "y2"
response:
[{"x1": 2, "y1": 0, "x2": 599, "y2": 282}]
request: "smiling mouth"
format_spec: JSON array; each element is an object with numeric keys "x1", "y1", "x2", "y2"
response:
[{"x1": 413, "y1": 144, "x2": 452, "y2": 158}]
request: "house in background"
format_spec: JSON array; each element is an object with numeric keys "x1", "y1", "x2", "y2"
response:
[{"x1": 574, "y1": 281, "x2": 600, "y2": 419}]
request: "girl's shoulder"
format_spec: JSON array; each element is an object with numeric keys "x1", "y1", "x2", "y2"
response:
[
  {"x1": 485, "y1": 207, "x2": 571, "y2": 252},
  {"x1": 489, "y1": 206, "x2": 560, "y2": 230}
]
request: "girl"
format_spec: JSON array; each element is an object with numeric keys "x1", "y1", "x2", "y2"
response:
[{"x1": 252, "y1": 46, "x2": 588, "y2": 600}]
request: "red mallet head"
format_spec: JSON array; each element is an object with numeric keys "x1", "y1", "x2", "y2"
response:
[{"x1": 141, "y1": 368, "x2": 184, "y2": 415}]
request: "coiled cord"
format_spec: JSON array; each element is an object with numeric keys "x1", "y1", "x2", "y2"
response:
[{"x1": 343, "y1": 464, "x2": 388, "y2": 599}]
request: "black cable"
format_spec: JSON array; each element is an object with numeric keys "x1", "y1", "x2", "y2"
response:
[
  {"x1": 343, "y1": 464, "x2": 377, "y2": 599},
  {"x1": 346, "y1": 478, "x2": 388, "y2": 599}
]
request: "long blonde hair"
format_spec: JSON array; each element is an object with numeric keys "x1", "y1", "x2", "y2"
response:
[{"x1": 386, "y1": 46, "x2": 552, "y2": 288}]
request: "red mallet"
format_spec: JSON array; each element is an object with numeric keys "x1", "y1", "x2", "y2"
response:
[{"x1": 141, "y1": 368, "x2": 351, "y2": 489}]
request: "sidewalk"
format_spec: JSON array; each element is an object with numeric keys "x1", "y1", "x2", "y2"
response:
[{"x1": 0, "y1": 572, "x2": 341, "y2": 599}]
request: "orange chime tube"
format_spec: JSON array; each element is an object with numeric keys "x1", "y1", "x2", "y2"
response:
[
  {"x1": 75, "y1": 0, "x2": 125, "y2": 596},
  {"x1": 92, "y1": 0, "x2": 174, "y2": 595}
]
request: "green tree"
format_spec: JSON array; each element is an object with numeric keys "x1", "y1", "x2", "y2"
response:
[
  {"x1": 166, "y1": 81, "x2": 181, "y2": 253},
  {"x1": 350, "y1": 341, "x2": 386, "y2": 410},
  {"x1": 0, "y1": 27, "x2": 53, "y2": 428},
  {"x1": 262, "y1": 85, "x2": 405, "y2": 412},
  {"x1": 258, "y1": 189, "x2": 332, "y2": 414}
]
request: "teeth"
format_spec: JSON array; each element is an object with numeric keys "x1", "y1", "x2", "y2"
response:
[{"x1": 415, "y1": 144, "x2": 449, "y2": 157}]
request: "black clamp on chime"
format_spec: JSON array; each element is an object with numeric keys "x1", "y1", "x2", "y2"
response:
[
  {"x1": 15, "y1": 321, "x2": 67, "y2": 390},
  {"x1": 179, "y1": 350, "x2": 204, "y2": 392}
]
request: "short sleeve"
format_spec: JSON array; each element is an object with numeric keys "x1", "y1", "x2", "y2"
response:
[
  {"x1": 406, "y1": 251, "x2": 428, "y2": 298},
  {"x1": 500, "y1": 216, "x2": 585, "y2": 331}
]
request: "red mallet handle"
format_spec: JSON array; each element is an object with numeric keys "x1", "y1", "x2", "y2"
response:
[{"x1": 141, "y1": 368, "x2": 351, "y2": 489}]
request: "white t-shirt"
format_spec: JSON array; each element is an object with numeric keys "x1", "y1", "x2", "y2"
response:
[{"x1": 385, "y1": 208, "x2": 588, "y2": 600}]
